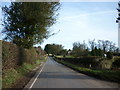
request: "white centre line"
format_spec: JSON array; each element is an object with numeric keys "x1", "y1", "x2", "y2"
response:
[{"x1": 29, "y1": 59, "x2": 48, "y2": 90}]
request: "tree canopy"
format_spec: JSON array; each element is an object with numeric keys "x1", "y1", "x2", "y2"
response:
[
  {"x1": 2, "y1": 2, "x2": 60, "y2": 48},
  {"x1": 44, "y1": 44, "x2": 63, "y2": 55},
  {"x1": 71, "y1": 40, "x2": 119, "y2": 57},
  {"x1": 71, "y1": 42, "x2": 88, "y2": 57}
]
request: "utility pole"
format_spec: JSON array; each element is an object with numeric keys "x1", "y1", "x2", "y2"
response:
[{"x1": 116, "y1": 1, "x2": 120, "y2": 50}]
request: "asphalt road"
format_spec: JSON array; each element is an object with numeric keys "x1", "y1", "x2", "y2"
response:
[{"x1": 27, "y1": 57, "x2": 119, "y2": 88}]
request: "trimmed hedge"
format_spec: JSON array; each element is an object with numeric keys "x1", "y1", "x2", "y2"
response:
[
  {"x1": 2, "y1": 41, "x2": 44, "y2": 71},
  {"x1": 55, "y1": 56, "x2": 101, "y2": 68},
  {"x1": 107, "y1": 52, "x2": 113, "y2": 59},
  {"x1": 55, "y1": 56, "x2": 120, "y2": 70},
  {"x1": 55, "y1": 56, "x2": 120, "y2": 69},
  {"x1": 112, "y1": 57, "x2": 120, "y2": 69},
  {"x1": 55, "y1": 59, "x2": 120, "y2": 83}
]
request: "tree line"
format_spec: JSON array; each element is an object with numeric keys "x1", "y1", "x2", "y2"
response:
[
  {"x1": 44, "y1": 44, "x2": 67, "y2": 56},
  {"x1": 44, "y1": 40, "x2": 120, "y2": 59},
  {"x1": 72, "y1": 40, "x2": 119, "y2": 59}
]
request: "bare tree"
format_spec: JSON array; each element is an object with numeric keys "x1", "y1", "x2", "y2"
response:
[{"x1": 89, "y1": 39, "x2": 96, "y2": 51}]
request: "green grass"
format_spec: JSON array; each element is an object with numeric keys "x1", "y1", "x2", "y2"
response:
[
  {"x1": 56, "y1": 55, "x2": 75, "y2": 58},
  {"x1": 55, "y1": 59, "x2": 120, "y2": 83},
  {"x1": 2, "y1": 59, "x2": 47, "y2": 88},
  {"x1": 2, "y1": 68, "x2": 21, "y2": 88},
  {"x1": 56, "y1": 56, "x2": 63, "y2": 58}
]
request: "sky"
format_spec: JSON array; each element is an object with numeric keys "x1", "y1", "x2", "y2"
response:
[
  {"x1": 0, "y1": 2, "x2": 119, "y2": 49},
  {"x1": 40, "y1": 2, "x2": 118, "y2": 49}
]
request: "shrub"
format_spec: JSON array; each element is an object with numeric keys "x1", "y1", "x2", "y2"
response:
[
  {"x1": 107, "y1": 52, "x2": 113, "y2": 59},
  {"x1": 99, "y1": 59, "x2": 112, "y2": 69},
  {"x1": 2, "y1": 41, "x2": 43, "y2": 70},
  {"x1": 56, "y1": 56, "x2": 101, "y2": 68},
  {"x1": 112, "y1": 57, "x2": 120, "y2": 69}
]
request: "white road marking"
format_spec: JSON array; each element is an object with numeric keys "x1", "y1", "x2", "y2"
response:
[{"x1": 29, "y1": 60, "x2": 47, "y2": 90}]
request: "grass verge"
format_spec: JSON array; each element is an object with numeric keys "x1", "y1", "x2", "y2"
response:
[
  {"x1": 2, "y1": 59, "x2": 47, "y2": 88},
  {"x1": 54, "y1": 59, "x2": 120, "y2": 83},
  {"x1": 56, "y1": 55, "x2": 75, "y2": 58}
]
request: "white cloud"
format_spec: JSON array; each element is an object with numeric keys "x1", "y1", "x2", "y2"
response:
[
  {"x1": 61, "y1": 10, "x2": 116, "y2": 21},
  {"x1": 52, "y1": 9, "x2": 118, "y2": 48}
]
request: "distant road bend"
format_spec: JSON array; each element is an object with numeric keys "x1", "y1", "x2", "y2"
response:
[{"x1": 25, "y1": 57, "x2": 119, "y2": 88}]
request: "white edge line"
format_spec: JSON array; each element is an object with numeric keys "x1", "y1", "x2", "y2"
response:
[{"x1": 29, "y1": 59, "x2": 48, "y2": 89}]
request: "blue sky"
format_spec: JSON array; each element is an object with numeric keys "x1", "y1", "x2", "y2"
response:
[
  {"x1": 40, "y1": 2, "x2": 118, "y2": 49},
  {"x1": 1, "y1": 2, "x2": 119, "y2": 49}
]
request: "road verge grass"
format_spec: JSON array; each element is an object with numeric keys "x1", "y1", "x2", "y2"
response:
[
  {"x1": 54, "y1": 59, "x2": 120, "y2": 83},
  {"x1": 2, "y1": 59, "x2": 47, "y2": 88}
]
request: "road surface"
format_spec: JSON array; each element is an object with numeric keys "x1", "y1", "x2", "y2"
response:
[{"x1": 26, "y1": 57, "x2": 119, "y2": 88}]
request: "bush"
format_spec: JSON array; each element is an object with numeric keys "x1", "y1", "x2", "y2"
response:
[
  {"x1": 107, "y1": 52, "x2": 113, "y2": 59},
  {"x1": 56, "y1": 56, "x2": 115, "y2": 69},
  {"x1": 99, "y1": 59, "x2": 112, "y2": 69},
  {"x1": 112, "y1": 57, "x2": 120, "y2": 69},
  {"x1": 56, "y1": 56, "x2": 101, "y2": 68},
  {"x1": 2, "y1": 41, "x2": 43, "y2": 70}
]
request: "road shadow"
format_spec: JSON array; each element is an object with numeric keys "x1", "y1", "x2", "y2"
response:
[{"x1": 37, "y1": 72, "x2": 96, "y2": 80}]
